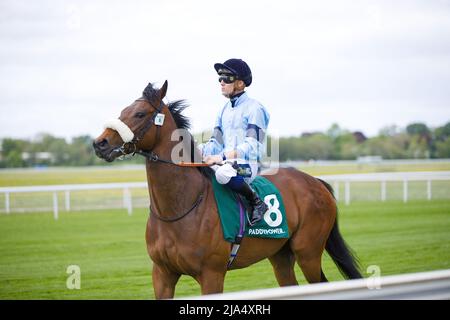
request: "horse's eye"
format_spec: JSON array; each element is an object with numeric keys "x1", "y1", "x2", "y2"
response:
[{"x1": 135, "y1": 112, "x2": 146, "y2": 119}]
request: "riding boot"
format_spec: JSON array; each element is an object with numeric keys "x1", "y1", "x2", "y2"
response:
[{"x1": 234, "y1": 182, "x2": 268, "y2": 226}]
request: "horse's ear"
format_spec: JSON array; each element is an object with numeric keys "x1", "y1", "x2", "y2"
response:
[{"x1": 159, "y1": 80, "x2": 168, "y2": 100}]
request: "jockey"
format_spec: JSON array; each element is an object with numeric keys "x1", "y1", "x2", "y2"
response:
[{"x1": 201, "y1": 58, "x2": 270, "y2": 226}]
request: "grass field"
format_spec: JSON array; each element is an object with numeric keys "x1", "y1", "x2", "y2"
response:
[
  {"x1": 0, "y1": 166, "x2": 148, "y2": 187},
  {"x1": 296, "y1": 160, "x2": 450, "y2": 176},
  {"x1": 1, "y1": 163, "x2": 449, "y2": 299},
  {"x1": 1, "y1": 200, "x2": 449, "y2": 299}
]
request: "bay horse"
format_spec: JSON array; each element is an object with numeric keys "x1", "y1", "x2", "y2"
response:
[{"x1": 93, "y1": 81, "x2": 362, "y2": 299}]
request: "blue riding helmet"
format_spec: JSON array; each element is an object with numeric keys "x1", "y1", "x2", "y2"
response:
[{"x1": 214, "y1": 58, "x2": 252, "y2": 87}]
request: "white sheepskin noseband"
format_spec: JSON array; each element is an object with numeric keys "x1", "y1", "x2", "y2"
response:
[{"x1": 104, "y1": 119, "x2": 134, "y2": 143}]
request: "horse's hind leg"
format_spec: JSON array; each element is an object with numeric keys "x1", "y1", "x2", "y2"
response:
[
  {"x1": 290, "y1": 224, "x2": 330, "y2": 283},
  {"x1": 268, "y1": 242, "x2": 298, "y2": 286},
  {"x1": 294, "y1": 246, "x2": 327, "y2": 283}
]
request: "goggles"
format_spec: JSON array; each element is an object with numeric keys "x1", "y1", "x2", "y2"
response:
[{"x1": 218, "y1": 74, "x2": 238, "y2": 84}]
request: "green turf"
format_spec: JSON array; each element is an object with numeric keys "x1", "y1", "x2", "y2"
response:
[
  {"x1": 1, "y1": 161, "x2": 449, "y2": 187},
  {"x1": 0, "y1": 167, "x2": 148, "y2": 187},
  {"x1": 297, "y1": 161, "x2": 450, "y2": 176},
  {"x1": 1, "y1": 200, "x2": 449, "y2": 299}
]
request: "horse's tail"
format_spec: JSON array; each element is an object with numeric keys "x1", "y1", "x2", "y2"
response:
[{"x1": 317, "y1": 178, "x2": 363, "y2": 279}]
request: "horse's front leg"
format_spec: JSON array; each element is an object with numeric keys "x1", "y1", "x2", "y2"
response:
[
  {"x1": 198, "y1": 269, "x2": 226, "y2": 295},
  {"x1": 152, "y1": 263, "x2": 181, "y2": 299}
]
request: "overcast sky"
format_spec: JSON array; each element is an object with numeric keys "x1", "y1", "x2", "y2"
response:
[{"x1": 1, "y1": 0, "x2": 449, "y2": 141}]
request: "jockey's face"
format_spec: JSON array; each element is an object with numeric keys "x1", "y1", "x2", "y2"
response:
[
  {"x1": 220, "y1": 79, "x2": 235, "y2": 98},
  {"x1": 219, "y1": 76, "x2": 245, "y2": 98}
]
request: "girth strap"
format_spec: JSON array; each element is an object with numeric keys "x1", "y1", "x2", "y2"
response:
[{"x1": 227, "y1": 197, "x2": 246, "y2": 269}]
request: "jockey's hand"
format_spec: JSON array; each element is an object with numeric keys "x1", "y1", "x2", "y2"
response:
[{"x1": 203, "y1": 155, "x2": 223, "y2": 165}]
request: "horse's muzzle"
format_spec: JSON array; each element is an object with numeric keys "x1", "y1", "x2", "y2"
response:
[{"x1": 93, "y1": 138, "x2": 117, "y2": 162}]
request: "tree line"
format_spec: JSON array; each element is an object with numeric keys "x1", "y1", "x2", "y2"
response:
[
  {"x1": 1, "y1": 121, "x2": 449, "y2": 168},
  {"x1": 278, "y1": 122, "x2": 450, "y2": 161}
]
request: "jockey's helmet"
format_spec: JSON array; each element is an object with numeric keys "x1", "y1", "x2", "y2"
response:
[{"x1": 214, "y1": 58, "x2": 252, "y2": 87}]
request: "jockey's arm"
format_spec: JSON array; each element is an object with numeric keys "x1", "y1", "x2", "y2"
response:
[
  {"x1": 203, "y1": 124, "x2": 265, "y2": 165},
  {"x1": 199, "y1": 126, "x2": 224, "y2": 162},
  {"x1": 203, "y1": 149, "x2": 237, "y2": 165}
]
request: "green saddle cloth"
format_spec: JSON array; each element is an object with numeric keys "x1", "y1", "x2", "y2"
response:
[{"x1": 212, "y1": 175, "x2": 290, "y2": 243}]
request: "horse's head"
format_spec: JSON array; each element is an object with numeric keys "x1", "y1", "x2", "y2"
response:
[{"x1": 93, "y1": 81, "x2": 168, "y2": 162}]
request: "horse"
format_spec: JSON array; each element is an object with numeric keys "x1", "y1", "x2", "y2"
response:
[{"x1": 93, "y1": 81, "x2": 363, "y2": 299}]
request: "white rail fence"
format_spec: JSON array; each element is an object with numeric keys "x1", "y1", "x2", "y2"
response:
[
  {"x1": 317, "y1": 171, "x2": 450, "y2": 205},
  {"x1": 0, "y1": 182, "x2": 147, "y2": 219},
  {"x1": 1, "y1": 171, "x2": 449, "y2": 218},
  {"x1": 187, "y1": 269, "x2": 450, "y2": 300}
]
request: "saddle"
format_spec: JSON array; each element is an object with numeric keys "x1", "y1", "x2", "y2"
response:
[
  {"x1": 211, "y1": 175, "x2": 289, "y2": 268},
  {"x1": 211, "y1": 175, "x2": 289, "y2": 241}
]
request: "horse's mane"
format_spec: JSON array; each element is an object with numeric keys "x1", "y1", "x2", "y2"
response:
[{"x1": 143, "y1": 83, "x2": 214, "y2": 179}]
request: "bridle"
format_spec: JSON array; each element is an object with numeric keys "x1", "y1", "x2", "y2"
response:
[
  {"x1": 111, "y1": 97, "x2": 207, "y2": 223},
  {"x1": 112, "y1": 97, "x2": 165, "y2": 159}
]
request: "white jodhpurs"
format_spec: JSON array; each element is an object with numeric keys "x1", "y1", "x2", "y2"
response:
[{"x1": 213, "y1": 159, "x2": 258, "y2": 185}]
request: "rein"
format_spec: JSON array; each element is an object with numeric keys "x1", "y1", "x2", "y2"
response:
[
  {"x1": 136, "y1": 149, "x2": 208, "y2": 223},
  {"x1": 135, "y1": 149, "x2": 213, "y2": 167},
  {"x1": 149, "y1": 177, "x2": 207, "y2": 223}
]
